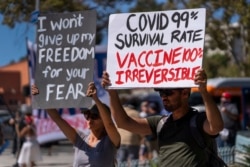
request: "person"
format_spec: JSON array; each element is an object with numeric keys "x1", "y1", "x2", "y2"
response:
[
  {"x1": 0, "y1": 122, "x2": 4, "y2": 148},
  {"x1": 116, "y1": 94, "x2": 142, "y2": 166},
  {"x1": 8, "y1": 112, "x2": 27, "y2": 167},
  {"x1": 102, "y1": 69, "x2": 224, "y2": 167},
  {"x1": 15, "y1": 112, "x2": 42, "y2": 167},
  {"x1": 139, "y1": 99, "x2": 149, "y2": 118},
  {"x1": 217, "y1": 92, "x2": 239, "y2": 147},
  {"x1": 31, "y1": 82, "x2": 120, "y2": 167},
  {"x1": 141, "y1": 101, "x2": 161, "y2": 160}
]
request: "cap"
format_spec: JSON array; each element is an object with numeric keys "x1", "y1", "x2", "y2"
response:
[
  {"x1": 221, "y1": 92, "x2": 231, "y2": 99},
  {"x1": 81, "y1": 103, "x2": 110, "y2": 115}
]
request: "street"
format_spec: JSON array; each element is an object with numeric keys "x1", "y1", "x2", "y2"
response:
[{"x1": 0, "y1": 140, "x2": 74, "y2": 167}]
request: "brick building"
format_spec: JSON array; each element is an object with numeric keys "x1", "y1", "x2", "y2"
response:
[{"x1": 0, "y1": 60, "x2": 30, "y2": 113}]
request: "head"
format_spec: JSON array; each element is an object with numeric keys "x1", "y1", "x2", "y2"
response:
[
  {"x1": 221, "y1": 92, "x2": 232, "y2": 104},
  {"x1": 81, "y1": 103, "x2": 110, "y2": 131},
  {"x1": 148, "y1": 101, "x2": 161, "y2": 115},
  {"x1": 24, "y1": 112, "x2": 33, "y2": 125},
  {"x1": 140, "y1": 100, "x2": 149, "y2": 113},
  {"x1": 119, "y1": 93, "x2": 140, "y2": 109},
  {"x1": 154, "y1": 88, "x2": 191, "y2": 112}
]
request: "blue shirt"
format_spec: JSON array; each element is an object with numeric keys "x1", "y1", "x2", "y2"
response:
[{"x1": 73, "y1": 132, "x2": 117, "y2": 167}]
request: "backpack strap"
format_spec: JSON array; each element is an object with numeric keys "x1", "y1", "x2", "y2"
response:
[
  {"x1": 190, "y1": 111, "x2": 228, "y2": 167},
  {"x1": 156, "y1": 115, "x2": 169, "y2": 135}
]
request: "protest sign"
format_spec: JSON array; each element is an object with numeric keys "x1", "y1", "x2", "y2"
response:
[
  {"x1": 107, "y1": 8, "x2": 206, "y2": 88},
  {"x1": 33, "y1": 10, "x2": 96, "y2": 109}
]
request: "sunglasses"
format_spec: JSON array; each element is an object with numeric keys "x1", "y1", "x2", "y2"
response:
[{"x1": 82, "y1": 111, "x2": 100, "y2": 120}]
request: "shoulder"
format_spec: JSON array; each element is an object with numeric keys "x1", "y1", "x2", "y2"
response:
[
  {"x1": 147, "y1": 115, "x2": 163, "y2": 123},
  {"x1": 146, "y1": 115, "x2": 166, "y2": 132},
  {"x1": 189, "y1": 108, "x2": 206, "y2": 131}
]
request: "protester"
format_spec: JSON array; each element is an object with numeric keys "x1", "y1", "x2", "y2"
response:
[
  {"x1": 139, "y1": 99, "x2": 149, "y2": 118},
  {"x1": 15, "y1": 112, "x2": 42, "y2": 167},
  {"x1": 31, "y1": 82, "x2": 120, "y2": 167},
  {"x1": 102, "y1": 69, "x2": 224, "y2": 166},
  {"x1": 217, "y1": 92, "x2": 239, "y2": 147},
  {"x1": 117, "y1": 94, "x2": 142, "y2": 166},
  {"x1": 0, "y1": 123, "x2": 4, "y2": 148},
  {"x1": 141, "y1": 101, "x2": 161, "y2": 160},
  {"x1": 9, "y1": 113, "x2": 26, "y2": 153}
]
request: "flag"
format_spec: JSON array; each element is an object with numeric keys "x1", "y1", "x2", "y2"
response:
[{"x1": 26, "y1": 39, "x2": 37, "y2": 85}]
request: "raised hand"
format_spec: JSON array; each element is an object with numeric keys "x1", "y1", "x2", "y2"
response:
[
  {"x1": 31, "y1": 85, "x2": 39, "y2": 95},
  {"x1": 194, "y1": 69, "x2": 207, "y2": 93},
  {"x1": 86, "y1": 82, "x2": 98, "y2": 100}
]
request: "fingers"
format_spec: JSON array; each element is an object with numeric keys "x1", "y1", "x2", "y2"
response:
[
  {"x1": 101, "y1": 71, "x2": 111, "y2": 88},
  {"x1": 86, "y1": 82, "x2": 97, "y2": 97},
  {"x1": 194, "y1": 69, "x2": 207, "y2": 85},
  {"x1": 31, "y1": 85, "x2": 39, "y2": 95}
]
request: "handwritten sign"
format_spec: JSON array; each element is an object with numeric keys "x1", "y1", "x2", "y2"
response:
[
  {"x1": 107, "y1": 8, "x2": 206, "y2": 88},
  {"x1": 33, "y1": 11, "x2": 96, "y2": 109}
]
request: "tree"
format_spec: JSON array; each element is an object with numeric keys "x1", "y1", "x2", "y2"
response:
[
  {"x1": 0, "y1": 0, "x2": 133, "y2": 44},
  {"x1": 157, "y1": 0, "x2": 250, "y2": 77},
  {"x1": 1, "y1": 0, "x2": 250, "y2": 77}
]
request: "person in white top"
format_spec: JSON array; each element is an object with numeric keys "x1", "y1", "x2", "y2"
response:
[{"x1": 217, "y1": 92, "x2": 239, "y2": 147}]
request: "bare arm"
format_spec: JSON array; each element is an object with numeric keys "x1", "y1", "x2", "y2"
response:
[
  {"x1": 31, "y1": 85, "x2": 77, "y2": 144},
  {"x1": 194, "y1": 69, "x2": 224, "y2": 135},
  {"x1": 87, "y1": 82, "x2": 120, "y2": 147},
  {"x1": 15, "y1": 124, "x2": 28, "y2": 138},
  {"x1": 102, "y1": 71, "x2": 152, "y2": 136}
]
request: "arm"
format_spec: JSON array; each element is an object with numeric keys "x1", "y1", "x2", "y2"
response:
[
  {"x1": 31, "y1": 85, "x2": 77, "y2": 144},
  {"x1": 15, "y1": 124, "x2": 29, "y2": 138},
  {"x1": 87, "y1": 82, "x2": 120, "y2": 148},
  {"x1": 101, "y1": 71, "x2": 152, "y2": 136},
  {"x1": 221, "y1": 105, "x2": 238, "y2": 121},
  {"x1": 194, "y1": 69, "x2": 224, "y2": 135}
]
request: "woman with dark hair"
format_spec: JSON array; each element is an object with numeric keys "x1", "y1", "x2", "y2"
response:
[{"x1": 31, "y1": 82, "x2": 120, "y2": 167}]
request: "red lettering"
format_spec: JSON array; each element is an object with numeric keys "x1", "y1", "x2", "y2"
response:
[
  {"x1": 172, "y1": 47, "x2": 182, "y2": 64},
  {"x1": 114, "y1": 67, "x2": 201, "y2": 85},
  {"x1": 138, "y1": 51, "x2": 146, "y2": 67},
  {"x1": 174, "y1": 67, "x2": 182, "y2": 81},
  {"x1": 198, "y1": 48, "x2": 203, "y2": 58},
  {"x1": 133, "y1": 69, "x2": 139, "y2": 81},
  {"x1": 127, "y1": 53, "x2": 137, "y2": 68},
  {"x1": 192, "y1": 66, "x2": 200, "y2": 79},
  {"x1": 153, "y1": 49, "x2": 164, "y2": 67},
  {"x1": 154, "y1": 69, "x2": 162, "y2": 84},
  {"x1": 181, "y1": 67, "x2": 189, "y2": 80},
  {"x1": 145, "y1": 68, "x2": 154, "y2": 82},
  {"x1": 138, "y1": 69, "x2": 146, "y2": 83},
  {"x1": 163, "y1": 49, "x2": 172, "y2": 65},
  {"x1": 182, "y1": 47, "x2": 202, "y2": 63},
  {"x1": 145, "y1": 50, "x2": 153, "y2": 67},
  {"x1": 116, "y1": 52, "x2": 129, "y2": 68},
  {"x1": 162, "y1": 69, "x2": 168, "y2": 82},
  {"x1": 168, "y1": 68, "x2": 175, "y2": 81},
  {"x1": 125, "y1": 70, "x2": 132, "y2": 82},
  {"x1": 115, "y1": 71, "x2": 124, "y2": 85}
]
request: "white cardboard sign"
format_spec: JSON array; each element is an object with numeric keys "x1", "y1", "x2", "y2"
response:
[{"x1": 107, "y1": 8, "x2": 206, "y2": 89}]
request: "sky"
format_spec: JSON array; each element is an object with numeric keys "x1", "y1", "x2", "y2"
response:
[
  {"x1": 0, "y1": 15, "x2": 36, "y2": 67},
  {"x1": 0, "y1": 1, "x2": 136, "y2": 68},
  {"x1": 0, "y1": 2, "x2": 237, "y2": 68}
]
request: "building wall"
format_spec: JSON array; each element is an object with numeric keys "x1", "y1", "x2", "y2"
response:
[{"x1": 0, "y1": 60, "x2": 30, "y2": 109}]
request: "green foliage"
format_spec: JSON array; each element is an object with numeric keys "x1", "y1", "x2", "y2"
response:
[{"x1": 1, "y1": 0, "x2": 250, "y2": 75}]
